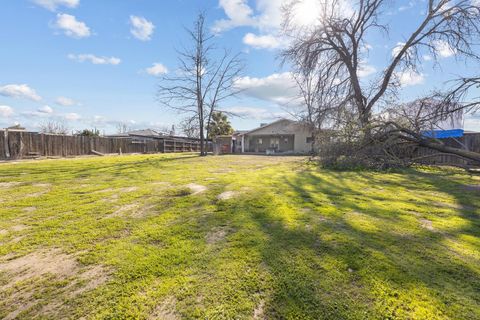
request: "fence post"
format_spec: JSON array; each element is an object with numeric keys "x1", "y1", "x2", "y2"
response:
[{"x1": 3, "y1": 130, "x2": 10, "y2": 158}]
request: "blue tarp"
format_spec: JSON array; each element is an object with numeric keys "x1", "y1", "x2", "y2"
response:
[{"x1": 422, "y1": 129, "x2": 464, "y2": 139}]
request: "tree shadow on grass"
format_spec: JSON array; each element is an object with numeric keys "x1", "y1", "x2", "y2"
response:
[{"x1": 213, "y1": 168, "x2": 480, "y2": 319}]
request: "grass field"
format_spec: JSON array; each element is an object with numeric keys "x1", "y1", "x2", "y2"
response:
[{"x1": 0, "y1": 154, "x2": 479, "y2": 319}]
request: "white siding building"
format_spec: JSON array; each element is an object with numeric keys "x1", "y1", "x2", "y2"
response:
[{"x1": 236, "y1": 119, "x2": 314, "y2": 154}]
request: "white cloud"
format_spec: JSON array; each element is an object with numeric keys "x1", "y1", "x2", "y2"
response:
[
  {"x1": 223, "y1": 106, "x2": 288, "y2": 120},
  {"x1": 32, "y1": 0, "x2": 79, "y2": 11},
  {"x1": 432, "y1": 40, "x2": 456, "y2": 58},
  {"x1": 68, "y1": 54, "x2": 121, "y2": 65},
  {"x1": 234, "y1": 72, "x2": 298, "y2": 104},
  {"x1": 0, "y1": 105, "x2": 14, "y2": 117},
  {"x1": 465, "y1": 114, "x2": 480, "y2": 131},
  {"x1": 0, "y1": 84, "x2": 42, "y2": 101},
  {"x1": 212, "y1": 0, "x2": 256, "y2": 32},
  {"x1": 38, "y1": 105, "x2": 54, "y2": 114},
  {"x1": 398, "y1": 1, "x2": 415, "y2": 11},
  {"x1": 64, "y1": 112, "x2": 81, "y2": 121},
  {"x1": 243, "y1": 33, "x2": 284, "y2": 49},
  {"x1": 423, "y1": 54, "x2": 433, "y2": 61},
  {"x1": 398, "y1": 69, "x2": 425, "y2": 87},
  {"x1": 360, "y1": 43, "x2": 373, "y2": 53},
  {"x1": 358, "y1": 63, "x2": 377, "y2": 78},
  {"x1": 55, "y1": 96, "x2": 77, "y2": 106},
  {"x1": 129, "y1": 16, "x2": 155, "y2": 41},
  {"x1": 213, "y1": 0, "x2": 352, "y2": 33},
  {"x1": 392, "y1": 42, "x2": 406, "y2": 57},
  {"x1": 213, "y1": 0, "x2": 354, "y2": 54},
  {"x1": 93, "y1": 115, "x2": 106, "y2": 123},
  {"x1": 54, "y1": 13, "x2": 90, "y2": 38},
  {"x1": 145, "y1": 63, "x2": 168, "y2": 76}
]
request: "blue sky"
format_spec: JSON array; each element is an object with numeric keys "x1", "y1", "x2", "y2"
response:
[{"x1": 0, "y1": 0, "x2": 479, "y2": 134}]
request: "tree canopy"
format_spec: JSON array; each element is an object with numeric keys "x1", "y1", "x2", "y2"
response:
[{"x1": 208, "y1": 112, "x2": 234, "y2": 139}]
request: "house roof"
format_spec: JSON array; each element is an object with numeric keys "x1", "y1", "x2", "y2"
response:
[
  {"x1": 6, "y1": 124, "x2": 26, "y2": 131},
  {"x1": 128, "y1": 129, "x2": 164, "y2": 137},
  {"x1": 233, "y1": 130, "x2": 248, "y2": 136},
  {"x1": 237, "y1": 119, "x2": 296, "y2": 136},
  {"x1": 107, "y1": 129, "x2": 167, "y2": 138}
]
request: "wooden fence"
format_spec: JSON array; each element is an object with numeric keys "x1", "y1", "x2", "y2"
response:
[
  {"x1": 0, "y1": 130, "x2": 204, "y2": 160},
  {"x1": 413, "y1": 132, "x2": 480, "y2": 167}
]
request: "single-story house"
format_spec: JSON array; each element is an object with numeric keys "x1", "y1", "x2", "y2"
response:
[
  {"x1": 235, "y1": 119, "x2": 314, "y2": 154},
  {"x1": 106, "y1": 129, "x2": 167, "y2": 141}
]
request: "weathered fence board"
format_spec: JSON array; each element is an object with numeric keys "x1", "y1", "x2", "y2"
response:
[
  {"x1": 413, "y1": 132, "x2": 480, "y2": 167},
  {"x1": 0, "y1": 131, "x2": 203, "y2": 160}
]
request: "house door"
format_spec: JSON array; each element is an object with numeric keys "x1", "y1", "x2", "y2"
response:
[{"x1": 270, "y1": 137, "x2": 280, "y2": 151}]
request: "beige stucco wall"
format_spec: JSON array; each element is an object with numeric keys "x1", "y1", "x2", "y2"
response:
[
  {"x1": 244, "y1": 120, "x2": 313, "y2": 154},
  {"x1": 293, "y1": 125, "x2": 313, "y2": 153}
]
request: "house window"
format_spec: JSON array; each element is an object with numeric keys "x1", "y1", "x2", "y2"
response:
[
  {"x1": 284, "y1": 137, "x2": 289, "y2": 143},
  {"x1": 306, "y1": 137, "x2": 314, "y2": 143},
  {"x1": 270, "y1": 138, "x2": 279, "y2": 148},
  {"x1": 258, "y1": 138, "x2": 263, "y2": 144}
]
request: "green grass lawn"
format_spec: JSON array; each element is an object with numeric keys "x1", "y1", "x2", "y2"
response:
[{"x1": 0, "y1": 154, "x2": 479, "y2": 319}]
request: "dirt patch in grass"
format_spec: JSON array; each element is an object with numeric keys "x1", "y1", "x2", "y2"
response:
[
  {"x1": 186, "y1": 183, "x2": 207, "y2": 195},
  {"x1": 119, "y1": 186, "x2": 139, "y2": 193},
  {"x1": 130, "y1": 204, "x2": 157, "y2": 218},
  {"x1": 69, "y1": 265, "x2": 110, "y2": 297},
  {"x1": 23, "y1": 183, "x2": 52, "y2": 198},
  {"x1": 253, "y1": 299, "x2": 266, "y2": 319},
  {"x1": 205, "y1": 227, "x2": 230, "y2": 244},
  {"x1": 109, "y1": 202, "x2": 157, "y2": 218},
  {"x1": 0, "y1": 249, "x2": 77, "y2": 288},
  {"x1": 419, "y1": 218, "x2": 434, "y2": 231},
  {"x1": 0, "y1": 229, "x2": 8, "y2": 236},
  {"x1": 149, "y1": 296, "x2": 179, "y2": 320},
  {"x1": 0, "y1": 182, "x2": 22, "y2": 188},
  {"x1": 94, "y1": 187, "x2": 115, "y2": 193},
  {"x1": 111, "y1": 203, "x2": 140, "y2": 217},
  {"x1": 103, "y1": 194, "x2": 119, "y2": 203},
  {"x1": 97, "y1": 186, "x2": 138, "y2": 194},
  {"x1": 11, "y1": 224, "x2": 29, "y2": 232},
  {"x1": 0, "y1": 249, "x2": 110, "y2": 319},
  {"x1": 217, "y1": 191, "x2": 238, "y2": 200},
  {"x1": 34, "y1": 183, "x2": 51, "y2": 188},
  {"x1": 208, "y1": 168, "x2": 234, "y2": 174},
  {"x1": 22, "y1": 207, "x2": 37, "y2": 213},
  {"x1": 406, "y1": 210, "x2": 421, "y2": 217},
  {"x1": 151, "y1": 181, "x2": 172, "y2": 187},
  {"x1": 433, "y1": 201, "x2": 461, "y2": 210},
  {"x1": 11, "y1": 235, "x2": 25, "y2": 243},
  {"x1": 98, "y1": 186, "x2": 142, "y2": 203}
]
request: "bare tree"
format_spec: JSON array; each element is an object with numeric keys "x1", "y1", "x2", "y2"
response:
[
  {"x1": 180, "y1": 116, "x2": 200, "y2": 139},
  {"x1": 116, "y1": 123, "x2": 130, "y2": 134},
  {"x1": 290, "y1": 54, "x2": 354, "y2": 153},
  {"x1": 39, "y1": 121, "x2": 69, "y2": 135},
  {"x1": 157, "y1": 13, "x2": 243, "y2": 156},
  {"x1": 283, "y1": 0, "x2": 480, "y2": 166}
]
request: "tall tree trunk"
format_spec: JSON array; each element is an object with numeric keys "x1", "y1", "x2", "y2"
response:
[{"x1": 199, "y1": 111, "x2": 206, "y2": 156}]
